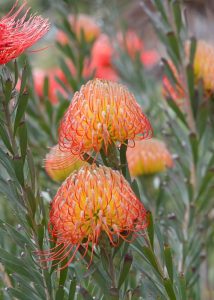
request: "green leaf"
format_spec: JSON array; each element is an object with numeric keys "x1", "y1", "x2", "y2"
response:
[
  {"x1": 186, "y1": 64, "x2": 197, "y2": 117},
  {"x1": 79, "y1": 286, "x2": 94, "y2": 300},
  {"x1": 189, "y1": 132, "x2": 198, "y2": 166},
  {"x1": 68, "y1": 277, "x2": 76, "y2": 300},
  {"x1": 18, "y1": 121, "x2": 28, "y2": 161},
  {"x1": 19, "y1": 65, "x2": 28, "y2": 95},
  {"x1": 166, "y1": 97, "x2": 188, "y2": 127},
  {"x1": 164, "y1": 245, "x2": 174, "y2": 282},
  {"x1": 7, "y1": 288, "x2": 38, "y2": 300},
  {"x1": 4, "y1": 78, "x2": 13, "y2": 104},
  {"x1": 178, "y1": 273, "x2": 187, "y2": 300},
  {"x1": 131, "y1": 179, "x2": 141, "y2": 199},
  {"x1": 14, "y1": 92, "x2": 29, "y2": 134},
  {"x1": 25, "y1": 186, "x2": 37, "y2": 217},
  {"x1": 118, "y1": 253, "x2": 133, "y2": 288},
  {"x1": 163, "y1": 278, "x2": 176, "y2": 300},
  {"x1": 0, "y1": 120, "x2": 14, "y2": 154},
  {"x1": 13, "y1": 156, "x2": 24, "y2": 186},
  {"x1": 56, "y1": 286, "x2": 65, "y2": 300},
  {"x1": 14, "y1": 60, "x2": 19, "y2": 87},
  {"x1": 147, "y1": 211, "x2": 154, "y2": 250},
  {"x1": 119, "y1": 141, "x2": 128, "y2": 177},
  {"x1": 166, "y1": 31, "x2": 180, "y2": 62},
  {"x1": 172, "y1": 0, "x2": 182, "y2": 33},
  {"x1": 0, "y1": 148, "x2": 16, "y2": 177},
  {"x1": 153, "y1": 0, "x2": 169, "y2": 25},
  {"x1": 189, "y1": 37, "x2": 197, "y2": 65}
]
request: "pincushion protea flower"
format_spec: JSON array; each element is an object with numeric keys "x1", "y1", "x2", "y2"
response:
[
  {"x1": 0, "y1": 0, "x2": 50, "y2": 65},
  {"x1": 59, "y1": 79, "x2": 152, "y2": 156},
  {"x1": 127, "y1": 138, "x2": 173, "y2": 176},
  {"x1": 39, "y1": 165, "x2": 147, "y2": 269},
  {"x1": 45, "y1": 144, "x2": 87, "y2": 181}
]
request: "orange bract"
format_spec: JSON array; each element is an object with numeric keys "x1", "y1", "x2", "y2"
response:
[
  {"x1": 59, "y1": 79, "x2": 152, "y2": 155},
  {"x1": 40, "y1": 165, "x2": 147, "y2": 269},
  {"x1": 0, "y1": 0, "x2": 50, "y2": 65},
  {"x1": 127, "y1": 138, "x2": 173, "y2": 176},
  {"x1": 45, "y1": 144, "x2": 87, "y2": 181}
]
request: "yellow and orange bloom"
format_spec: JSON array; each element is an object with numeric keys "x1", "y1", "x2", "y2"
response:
[
  {"x1": 45, "y1": 144, "x2": 87, "y2": 181},
  {"x1": 186, "y1": 40, "x2": 214, "y2": 92},
  {"x1": 127, "y1": 138, "x2": 173, "y2": 176},
  {"x1": 56, "y1": 14, "x2": 100, "y2": 44},
  {"x1": 0, "y1": 0, "x2": 50, "y2": 65},
  {"x1": 40, "y1": 165, "x2": 147, "y2": 268},
  {"x1": 59, "y1": 79, "x2": 152, "y2": 156}
]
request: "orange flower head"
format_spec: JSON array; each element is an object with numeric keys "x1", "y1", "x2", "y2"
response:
[
  {"x1": 40, "y1": 165, "x2": 147, "y2": 268},
  {"x1": 186, "y1": 40, "x2": 214, "y2": 92},
  {"x1": 56, "y1": 14, "x2": 100, "y2": 44},
  {"x1": 0, "y1": 0, "x2": 50, "y2": 65},
  {"x1": 127, "y1": 138, "x2": 173, "y2": 176},
  {"x1": 45, "y1": 144, "x2": 87, "y2": 181},
  {"x1": 59, "y1": 79, "x2": 152, "y2": 156}
]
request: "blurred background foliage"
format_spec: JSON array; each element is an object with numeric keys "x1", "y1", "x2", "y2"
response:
[{"x1": 0, "y1": 0, "x2": 214, "y2": 299}]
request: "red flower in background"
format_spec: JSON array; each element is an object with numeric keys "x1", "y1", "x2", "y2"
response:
[
  {"x1": 0, "y1": 0, "x2": 50, "y2": 65},
  {"x1": 33, "y1": 68, "x2": 68, "y2": 104},
  {"x1": 89, "y1": 34, "x2": 118, "y2": 81},
  {"x1": 118, "y1": 30, "x2": 159, "y2": 67}
]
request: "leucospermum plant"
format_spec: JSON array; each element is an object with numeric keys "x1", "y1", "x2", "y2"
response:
[{"x1": 0, "y1": 1, "x2": 214, "y2": 300}]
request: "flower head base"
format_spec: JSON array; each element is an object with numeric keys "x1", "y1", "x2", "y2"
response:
[
  {"x1": 0, "y1": 0, "x2": 50, "y2": 65},
  {"x1": 127, "y1": 138, "x2": 173, "y2": 176},
  {"x1": 45, "y1": 144, "x2": 87, "y2": 181},
  {"x1": 59, "y1": 79, "x2": 152, "y2": 156},
  {"x1": 40, "y1": 165, "x2": 147, "y2": 269}
]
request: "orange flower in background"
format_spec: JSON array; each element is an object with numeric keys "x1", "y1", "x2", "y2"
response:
[
  {"x1": 34, "y1": 68, "x2": 68, "y2": 104},
  {"x1": 40, "y1": 165, "x2": 147, "y2": 268},
  {"x1": 56, "y1": 14, "x2": 100, "y2": 44},
  {"x1": 59, "y1": 79, "x2": 152, "y2": 156},
  {"x1": 118, "y1": 30, "x2": 144, "y2": 59},
  {"x1": 186, "y1": 40, "x2": 214, "y2": 92},
  {"x1": 118, "y1": 30, "x2": 159, "y2": 67},
  {"x1": 127, "y1": 138, "x2": 173, "y2": 176},
  {"x1": 0, "y1": 0, "x2": 50, "y2": 65},
  {"x1": 45, "y1": 144, "x2": 87, "y2": 181}
]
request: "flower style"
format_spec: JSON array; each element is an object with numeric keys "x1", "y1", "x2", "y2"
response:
[
  {"x1": 45, "y1": 144, "x2": 87, "y2": 181},
  {"x1": 59, "y1": 79, "x2": 152, "y2": 156},
  {"x1": 40, "y1": 165, "x2": 148, "y2": 268},
  {"x1": 127, "y1": 138, "x2": 173, "y2": 176},
  {"x1": 0, "y1": 0, "x2": 50, "y2": 65}
]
